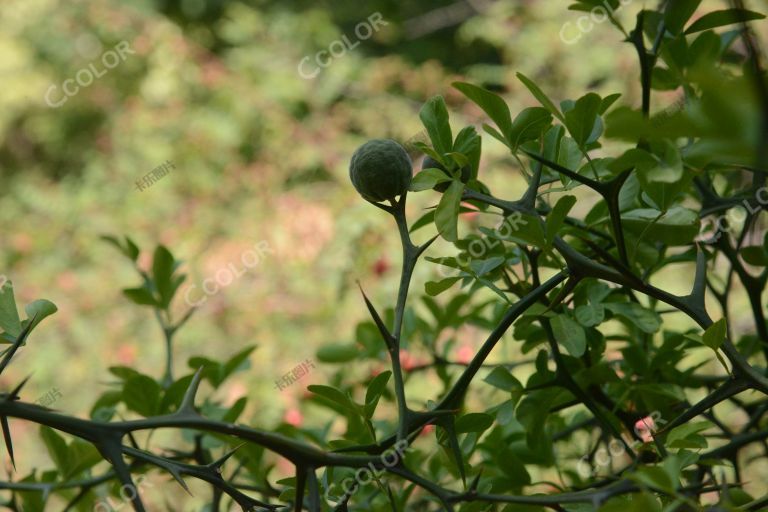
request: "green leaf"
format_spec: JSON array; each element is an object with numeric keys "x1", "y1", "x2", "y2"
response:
[
  {"x1": 666, "y1": 420, "x2": 712, "y2": 449},
  {"x1": 455, "y1": 412, "x2": 494, "y2": 434},
  {"x1": 564, "y1": 93, "x2": 602, "y2": 148},
  {"x1": 632, "y1": 465, "x2": 676, "y2": 493},
  {"x1": 453, "y1": 126, "x2": 482, "y2": 178},
  {"x1": 425, "y1": 277, "x2": 461, "y2": 296},
  {"x1": 435, "y1": 181, "x2": 464, "y2": 242},
  {"x1": 599, "y1": 493, "x2": 662, "y2": 512},
  {"x1": 420, "y1": 95, "x2": 453, "y2": 156},
  {"x1": 507, "y1": 107, "x2": 552, "y2": 150},
  {"x1": 100, "y1": 235, "x2": 140, "y2": 262},
  {"x1": 64, "y1": 441, "x2": 102, "y2": 478},
  {"x1": 364, "y1": 370, "x2": 391, "y2": 418},
  {"x1": 621, "y1": 207, "x2": 700, "y2": 246},
  {"x1": 545, "y1": 195, "x2": 576, "y2": 246},
  {"x1": 40, "y1": 426, "x2": 69, "y2": 473},
  {"x1": 516, "y1": 72, "x2": 564, "y2": 122},
  {"x1": 221, "y1": 345, "x2": 257, "y2": 382},
  {"x1": 551, "y1": 314, "x2": 587, "y2": 357},
  {"x1": 741, "y1": 246, "x2": 768, "y2": 266},
  {"x1": 152, "y1": 245, "x2": 175, "y2": 308},
  {"x1": 574, "y1": 304, "x2": 605, "y2": 327},
  {"x1": 0, "y1": 281, "x2": 21, "y2": 339},
  {"x1": 123, "y1": 375, "x2": 162, "y2": 417},
  {"x1": 308, "y1": 385, "x2": 359, "y2": 415},
  {"x1": 410, "y1": 168, "x2": 452, "y2": 191},
  {"x1": 664, "y1": 0, "x2": 702, "y2": 34},
  {"x1": 685, "y1": 9, "x2": 765, "y2": 34},
  {"x1": 453, "y1": 82, "x2": 513, "y2": 139},
  {"x1": 635, "y1": 141, "x2": 690, "y2": 211},
  {"x1": 604, "y1": 302, "x2": 661, "y2": 334},
  {"x1": 484, "y1": 367, "x2": 523, "y2": 395},
  {"x1": 24, "y1": 300, "x2": 58, "y2": 332},
  {"x1": 483, "y1": 123, "x2": 511, "y2": 149},
  {"x1": 502, "y1": 212, "x2": 546, "y2": 249},
  {"x1": 496, "y1": 446, "x2": 531, "y2": 486},
  {"x1": 469, "y1": 256, "x2": 505, "y2": 277},
  {"x1": 702, "y1": 318, "x2": 727, "y2": 351},
  {"x1": 223, "y1": 396, "x2": 248, "y2": 423},
  {"x1": 599, "y1": 93, "x2": 621, "y2": 114},
  {"x1": 316, "y1": 343, "x2": 359, "y2": 363},
  {"x1": 122, "y1": 287, "x2": 159, "y2": 307},
  {"x1": 557, "y1": 137, "x2": 582, "y2": 184}
]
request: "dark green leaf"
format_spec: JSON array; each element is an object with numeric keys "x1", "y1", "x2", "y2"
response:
[
  {"x1": 455, "y1": 412, "x2": 494, "y2": 434},
  {"x1": 123, "y1": 375, "x2": 162, "y2": 417},
  {"x1": 152, "y1": 245, "x2": 175, "y2": 308},
  {"x1": 453, "y1": 82, "x2": 513, "y2": 139},
  {"x1": 551, "y1": 314, "x2": 587, "y2": 357},
  {"x1": 685, "y1": 9, "x2": 765, "y2": 34},
  {"x1": 122, "y1": 287, "x2": 159, "y2": 307},
  {"x1": 664, "y1": 0, "x2": 702, "y2": 34},
  {"x1": 516, "y1": 72, "x2": 564, "y2": 121},
  {"x1": 564, "y1": 93, "x2": 602, "y2": 148}
]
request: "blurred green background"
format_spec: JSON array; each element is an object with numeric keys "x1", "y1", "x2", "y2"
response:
[{"x1": 0, "y1": 0, "x2": 765, "y2": 500}]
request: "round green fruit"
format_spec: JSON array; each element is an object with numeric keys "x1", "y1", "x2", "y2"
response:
[
  {"x1": 422, "y1": 156, "x2": 471, "y2": 192},
  {"x1": 349, "y1": 139, "x2": 413, "y2": 202}
]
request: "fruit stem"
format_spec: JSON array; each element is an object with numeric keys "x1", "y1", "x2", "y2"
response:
[{"x1": 388, "y1": 194, "x2": 420, "y2": 442}]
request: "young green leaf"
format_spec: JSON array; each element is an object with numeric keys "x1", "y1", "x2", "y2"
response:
[
  {"x1": 425, "y1": 277, "x2": 461, "y2": 296},
  {"x1": 0, "y1": 281, "x2": 21, "y2": 339},
  {"x1": 152, "y1": 245, "x2": 176, "y2": 309},
  {"x1": 316, "y1": 344, "x2": 359, "y2": 363},
  {"x1": 435, "y1": 181, "x2": 464, "y2": 242},
  {"x1": 420, "y1": 95, "x2": 453, "y2": 156},
  {"x1": 545, "y1": 195, "x2": 576, "y2": 246},
  {"x1": 702, "y1": 318, "x2": 727, "y2": 351},
  {"x1": 564, "y1": 93, "x2": 602, "y2": 148}
]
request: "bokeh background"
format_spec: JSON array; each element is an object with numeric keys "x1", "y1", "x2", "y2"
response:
[{"x1": 1, "y1": 0, "x2": 766, "y2": 507}]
